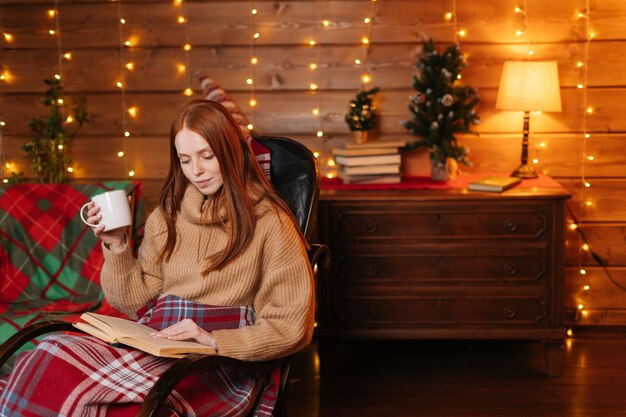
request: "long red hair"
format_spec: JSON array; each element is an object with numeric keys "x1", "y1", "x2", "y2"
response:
[{"x1": 158, "y1": 99, "x2": 302, "y2": 274}]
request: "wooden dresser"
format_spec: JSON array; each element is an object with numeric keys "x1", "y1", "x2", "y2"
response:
[{"x1": 317, "y1": 185, "x2": 571, "y2": 376}]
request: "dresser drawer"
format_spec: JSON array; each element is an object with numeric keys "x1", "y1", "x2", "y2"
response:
[
  {"x1": 336, "y1": 252, "x2": 548, "y2": 285},
  {"x1": 328, "y1": 203, "x2": 550, "y2": 243},
  {"x1": 334, "y1": 294, "x2": 549, "y2": 328}
]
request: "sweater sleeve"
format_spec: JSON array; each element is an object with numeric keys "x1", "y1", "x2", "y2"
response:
[
  {"x1": 211, "y1": 212, "x2": 315, "y2": 361},
  {"x1": 100, "y1": 209, "x2": 165, "y2": 319}
]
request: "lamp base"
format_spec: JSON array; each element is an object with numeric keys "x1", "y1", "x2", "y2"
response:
[{"x1": 511, "y1": 163, "x2": 538, "y2": 179}]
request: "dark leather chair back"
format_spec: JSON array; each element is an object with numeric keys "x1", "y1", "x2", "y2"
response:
[{"x1": 255, "y1": 136, "x2": 319, "y2": 242}]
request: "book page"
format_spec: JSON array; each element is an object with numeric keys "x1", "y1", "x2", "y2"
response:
[{"x1": 81, "y1": 312, "x2": 155, "y2": 339}]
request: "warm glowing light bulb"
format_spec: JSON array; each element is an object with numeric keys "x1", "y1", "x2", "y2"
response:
[
  {"x1": 250, "y1": 57, "x2": 258, "y2": 65},
  {"x1": 4, "y1": 163, "x2": 9, "y2": 169},
  {"x1": 312, "y1": 108, "x2": 320, "y2": 115},
  {"x1": 128, "y1": 170, "x2": 135, "y2": 177},
  {"x1": 444, "y1": 12, "x2": 453, "y2": 20},
  {"x1": 174, "y1": 0, "x2": 183, "y2": 5},
  {"x1": 54, "y1": 74, "x2": 61, "y2": 80},
  {"x1": 577, "y1": 83, "x2": 584, "y2": 89},
  {"x1": 118, "y1": 151, "x2": 124, "y2": 157},
  {"x1": 532, "y1": 158, "x2": 539, "y2": 164},
  {"x1": 586, "y1": 107, "x2": 593, "y2": 114},
  {"x1": 116, "y1": 81, "x2": 123, "y2": 88},
  {"x1": 587, "y1": 155, "x2": 594, "y2": 161},
  {"x1": 310, "y1": 63, "x2": 318, "y2": 70},
  {"x1": 539, "y1": 142, "x2": 546, "y2": 148},
  {"x1": 0, "y1": 74, "x2": 5, "y2": 81},
  {"x1": 585, "y1": 133, "x2": 590, "y2": 138},
  {"x1": 528, "y1": 50, "x2": 535, "y2": 56},
  {"x1": 580, "y1": 269, "x2": 587, "y2": 276},
  {"x1": 323, "y1": 20, "x2": 330, "y2": 26},
  {"x1": 361, "y1": 74, "x2": 371, "y2": 83},
  {"x1": 128, "y1": 106, "x2": 138, "y2": 117},
  {"x1": 125, "y1": 40, "x2": 132, "y2": 47},
  {"x1": 363, "y1": 18, "x2": 370, "y2": 24},
  {"x1": 183, "y1": 88, "x2": 193, "y2": 96},
  {"x1": 577, "y1": 12, "x2": 585, "y2": 18},
  {"x1": 183, "y1": 43, "x2": 191, "y2": 51},
  {"x1": 63, "y1": 52, "x2": 72, "y2": 60},
  {"x1": 251, "y1": 8, "x2": 258, "y2": 15},
  {"x1": 313, "y1": 152, "x2": 320, "y2": 158},
  {"x1": 66, "y1": 116, "x2": 74, "y2": 123},
  {"x1": 590, "y1": 32, "x2": 596, "y2": 39},
  {"x1": 124, "y1": 131, "x2": 130, "y2": 137},
  {"x1": 3, "y1": 33, "x2": 12, "y2": 42},
  {"x1": 126, "y1": 62, "x2": 134, "y2": 70},
  {"x1": 49, "y1": 29, "x2": 56, "y2": 35},
  {"x1": 516, "y1": 30, "x2": 523, "y2": 36},
  {"x1": 585, "y1": 201, "x2": 593, "y2": 206},
  {"x1": 577, "y1": 61, "x2": 584, "y2": 68},
  {"x1": 570, "y1": 223, "x2": 578, "y2": 230},
  {"x1": 582, "y1": 243, "x2": 589, "y2": 251},
  {"x1": 249, "y1": 99, "x2": 257, "y2": 107},
  {"x1": 2, "y1": 179, "x2": 7, "y2": 184},
  {"x1": 456, "y1": 74, "x2": 462, "y2": 80},
  {"x1": 361, "y1": 37, "x2": 370, "y2": 44},
  {"x1": 177, "y1": 64, "x2": 186, "y2": 73},
  {"x1": 48, "y1": 9, "x2": 56, "y2": 17},
  {"x1": 310, "y1": 83, "x2": 318, "y2": 90},
  {"x1": 458, "y1": 29, "x2": 466, "y2": 37},
  {"x1": 120, "y1": 18, "x2": 126, "y2": 24},
  {"x1": 246, "y1": 78, "x2": 253, "y2": 85},
  {"x1": 317, "y1": 131, "x2": 324, "y2": 137},
  {"x1": 57, "y1": 144, "x2": 63, "y2": 150},
  {"x1": 514, "y1": 6, "x2": 523, "y2": 13},
  {"x1": 247, "y1": 123, "x2": 254, "y2": 130},
  {"x1": 584, "y1": 181, "x2": 591, "y2": 188},
  {"x1": 309, "y1": 40, "x2": 316, "y2": 46},
  {"x1": 57, "y1": 98, "x2": 64, "y2": 104},
  {"x1": 178, "y1": 16, "x2": 186, "y2": 23},
  {"x1": 355, "y1": 59, "x2": 361, "y2": 65},
  {"x1": 578, "y1": 303, "x2": 584, "y2": 310},
  {"x1": 67, "y1": 167, "x2": 74, "y2": 173},
  {"x1": 0, "y1": 121, "x2": 5, "y2": 126},
  {"x1": 567, "y1": 328, "x2": 573, "y2": 337},
  {"x1": 326, "y1": 173, "x2": 335, "y2": 179},
  {"x1": 253, "y1": 33, "x2": 260, "y2": 39},
  {"x1": 583, "y1": 285, "x2": 590, "y2": 291}
]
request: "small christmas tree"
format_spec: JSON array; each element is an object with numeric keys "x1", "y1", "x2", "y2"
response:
[
  {"x1": 15, "y1": 78, "x2": 88, "y2": 183},
  {"x1": 345, "y1": 87, "x2": 380, "y2": 131},
  {"x1": 402, "y1": 39, "x2": 479, "y2": 168}
]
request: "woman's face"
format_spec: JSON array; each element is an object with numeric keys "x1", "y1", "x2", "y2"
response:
[{"x1": 174, "y1": 127, "x2": 224, "y2": 196}]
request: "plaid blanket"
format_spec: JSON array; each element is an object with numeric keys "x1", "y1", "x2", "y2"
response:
[
  {"x1": 0, "y1": 295, "x2": 279, "y2": 417},
  {"x1": 0, "y1": 182, "x2": 144, "y2": 362}
]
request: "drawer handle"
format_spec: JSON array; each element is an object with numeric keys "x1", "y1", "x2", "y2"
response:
[
  {"x1": 365, "y1": 264, "x2": 378, "y2": 276},
  {"x1": 503, "y1": 262, "x2": 518, "y2": 275},
  {"x1": 363, "y1": 221, "x2": 378, "y2": 234},
  {"x1": 503, "y1": 219, "x2": 519, "y2": 233},
  {"x1": 503, "y1": 305, "x2": 517, "y2": 319},
  {"x1": 366, "y1": 305, "x2": 379, "y2": 318}
]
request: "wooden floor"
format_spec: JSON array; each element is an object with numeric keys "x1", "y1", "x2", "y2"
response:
[{"x1": 286, "y1": 330, "x2": 626, "y2": 416}]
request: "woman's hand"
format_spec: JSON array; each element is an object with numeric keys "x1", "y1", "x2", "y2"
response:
[
  {"x1": 151, "y1": 318, "x2": 218, "y2": 349},
  {"x1": 84, "y1": 201, "x2": 127, "y2": 251}
]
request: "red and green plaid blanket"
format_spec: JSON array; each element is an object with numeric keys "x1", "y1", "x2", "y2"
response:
[
  {"x1": 0, "y1": 295, "x2": 279, "y2": 417},
  {"x1": 0, "y1": 182, "x2": 144, "y2": 361}
]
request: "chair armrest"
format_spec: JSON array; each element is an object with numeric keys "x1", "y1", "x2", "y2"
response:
[
  {"x1": 0, "y1": 321, "x2": 81, "y2": 368},
  {"x1": 137, "y1": 354, "x2": 284, "y2": 417},
  {"x1": 308, "y1": 243, "x2": 331, "y2": 271}
]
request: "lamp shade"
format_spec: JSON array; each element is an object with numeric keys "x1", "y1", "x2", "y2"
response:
[{"x1": 496, "y1": 60, "x2": 562, "y2": 112}]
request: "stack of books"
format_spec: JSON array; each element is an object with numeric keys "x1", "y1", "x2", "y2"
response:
[{"x1": 332, "y1": 139, "x2": 405, "y2": 184}]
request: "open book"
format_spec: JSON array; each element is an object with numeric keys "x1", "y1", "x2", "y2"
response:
[{"x1": 73, "y1": 312, "x2": 216, "y2": 358}]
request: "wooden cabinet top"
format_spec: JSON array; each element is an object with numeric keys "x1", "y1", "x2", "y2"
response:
[{"x1": 320, "y1": 178, "x2": 571, "y2": 203}]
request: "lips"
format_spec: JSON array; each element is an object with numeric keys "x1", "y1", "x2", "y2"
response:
[{"x1": 195, "y1": 179, "x2": 211, "y2": 187}]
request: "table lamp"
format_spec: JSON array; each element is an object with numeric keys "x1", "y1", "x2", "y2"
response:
[{"x1": 496, "y1": 60, "x2": 562, "y2": 178}]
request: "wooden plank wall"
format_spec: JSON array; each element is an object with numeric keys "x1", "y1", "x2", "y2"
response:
[{"x1": 1, "y1": 0, "x2": 625, "y2": 325}]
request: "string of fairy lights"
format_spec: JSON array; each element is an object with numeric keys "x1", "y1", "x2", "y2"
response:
[
  {"x1": 248, "y1": 0, "x2": 258, "y2": 132},
  {"x1": 116, "y1": 1, "x2": 133, "y2": 178},
  {"x1": 1, "y1": 22, "x2": 14, "y2": 183}
]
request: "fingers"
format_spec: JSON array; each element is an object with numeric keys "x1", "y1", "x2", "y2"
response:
[{"x1": 151, "y1": 319, "x2": 200, "y2": 341}]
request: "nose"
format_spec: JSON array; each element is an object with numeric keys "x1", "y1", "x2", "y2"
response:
[{"x1": 191, "y1": 159, "x2": 204, "y2": 176}]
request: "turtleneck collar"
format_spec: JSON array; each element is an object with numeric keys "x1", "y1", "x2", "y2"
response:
[{"x1": 179, "y1": 184, "x2": 264, "y2": 225}]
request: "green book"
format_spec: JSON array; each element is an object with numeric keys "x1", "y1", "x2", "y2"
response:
[{"x1": 468, "y1": 176, "x2": 522, "y2": 192}]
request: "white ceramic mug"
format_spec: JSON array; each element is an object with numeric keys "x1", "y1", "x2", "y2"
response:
[{"x1": 80, "y1": 190, "x2": 132, "y2": 231}]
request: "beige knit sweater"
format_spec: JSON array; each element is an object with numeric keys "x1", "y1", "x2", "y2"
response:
[{"x1": 100, "y1": 185, "x2": 315, "y2": 361}]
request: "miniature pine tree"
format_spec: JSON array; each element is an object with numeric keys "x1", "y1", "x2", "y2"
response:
[
  {"x1": 345, "y1": 87, "x2": 380, "y2": 131},
  {"x1": 402, "y1": 38, "x2": 480, "y2": 167}
]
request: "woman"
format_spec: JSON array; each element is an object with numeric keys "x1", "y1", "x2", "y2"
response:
[{"x1": 0, "y1": 100, "x2": 315, "y2": 416}]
